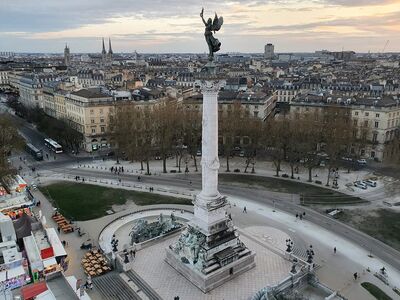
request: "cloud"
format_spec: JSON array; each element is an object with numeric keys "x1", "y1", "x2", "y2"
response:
[{"x1": 320, "y1": 0, "x2": 396, "y2": 6}]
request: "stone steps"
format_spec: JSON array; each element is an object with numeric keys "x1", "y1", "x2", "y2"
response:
[
  {"x1": 125, "y1": 270, "x2": 163, "y2": 300},
  {"x1": 92, "y1": 272, "x2": 142, "y2": 300}
]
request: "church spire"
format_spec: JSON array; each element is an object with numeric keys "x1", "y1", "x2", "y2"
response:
[
  {"x1": 108, "y1": 38, "x2": 113, "y2": 55},
  {"x1": 101, "y1": 38, "x2": 106, "y2": 55}
]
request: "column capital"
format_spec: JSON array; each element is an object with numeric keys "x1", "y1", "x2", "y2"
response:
[{"x1": 196, "y1": 79, "x2": 226, "y2": 93}]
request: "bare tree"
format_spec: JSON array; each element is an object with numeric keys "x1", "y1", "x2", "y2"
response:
[
  {"x1": 109, "y1": 103, "x2": 154, "y2": 175},
  {"x1": 321, "y1": 107, "x2": 353, "y2": 186},
  {"x1": 219, "y1": 101, "x2": 244, "y2": 172},
  {"x1": 242, "y1": 117, "x2": 263, "y2": 173},
  {"x1": 264, "y1": 117, "x2": 290, "y2": 177},
  {"x1": 0, "y1": 115, "x2": 24, "y2": 177},
  {"x1": 182, "y1": 108, "x2": 202, "y2": 172},
  {"x1": 153, "y1": 101, "x2": 179, "y2": 173}
]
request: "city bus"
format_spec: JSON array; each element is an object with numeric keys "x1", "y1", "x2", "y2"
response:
[
  {"x1": 26, "y1": 143, "x2": 43, "y2": 161},
  {"x1": 44, "y1": 138, "x2": 63, "y2": 154}
]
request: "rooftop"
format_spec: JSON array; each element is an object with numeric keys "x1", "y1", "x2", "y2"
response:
[{"x1": 71, "y1": 88, "x2": 111, "y2": 99}]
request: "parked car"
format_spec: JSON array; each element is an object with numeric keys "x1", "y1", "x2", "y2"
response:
[
  {"x1": 357, "y1": 159, "x2": 367, "y2": 165},
  {"x1": 239, "y1": 150, "x2": 245, "y2": 157},
  {"x1": 363, "y1": 179, "x2": 377, "y2": 187},
  {"x1": 354, "y1": 181, "x2": 367, "y2": 189},
  {"x1": 196, "y1": 150, "x2": 202, "y2": 157}
]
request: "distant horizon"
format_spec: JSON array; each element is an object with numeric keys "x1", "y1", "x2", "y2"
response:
[
  {"x1": 3, "y1": 50, "x2": 399, "y2": 55},
  {"x1": 1, "y1": 1, "x2": 399, "y2": 53}
]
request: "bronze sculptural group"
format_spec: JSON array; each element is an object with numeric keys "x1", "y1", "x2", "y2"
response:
[{"x1": 200, "y1": 8, "x2": 223, "y2": 61}]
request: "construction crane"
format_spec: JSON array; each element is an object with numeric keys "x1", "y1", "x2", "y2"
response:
[{"x1": 381, "y1": 40, "x2": 390, "y2": 53}]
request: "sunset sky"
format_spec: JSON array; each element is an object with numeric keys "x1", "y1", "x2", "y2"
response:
[{"x1": 1, "y1": 0, "x2": 399, "y2": 53}]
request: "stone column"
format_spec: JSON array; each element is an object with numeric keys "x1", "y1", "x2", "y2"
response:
[{"x1": 197, "y1": 79, "x2": 225, "y2": 205}]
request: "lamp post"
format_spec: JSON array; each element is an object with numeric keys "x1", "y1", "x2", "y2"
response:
[
  {"x1": 306, "y1": 244, "x2": 315, "y2": 264},
  {"x1": 286, "y1": 239, "x2": 293, "y2": 253}
]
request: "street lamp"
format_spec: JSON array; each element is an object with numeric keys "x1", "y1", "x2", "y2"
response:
[
  {"x1": 306, "y1": 245, "x2": 315, "y2": 264},
  {"x1": 286, "y1": 239, "x2": 293, "y2": 252}
]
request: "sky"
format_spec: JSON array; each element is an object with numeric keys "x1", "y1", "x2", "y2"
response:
[{"x1": 0, "y1": 0, "x2": 399, "y2": 53}]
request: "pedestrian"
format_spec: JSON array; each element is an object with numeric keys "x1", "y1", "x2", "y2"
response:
[
  {"x1": 296, "y1": 213, "x2": 298, "y2": 219},
  {"x1": 243, "y1": 206, "x2": 247, "y2": 213},
  {"x1": 119, "y1": 178, "x2": 121, "y2": 183},
  {"x1": 353, "y1": 272, "x2": 358, "y2": 280},
  {"x1": 133, "y1": 249, "x2": 136, "y2": 258},
  {"x1": 299, "y1": 214, "x2": 303, "y2": 220},
  {"x1": 138, "y1": 176, "x2": 141, "y2": 182},
  {"x1": 303, "y1": 212, "x2": 306, "y2": 216},
  {"x1": 189, "y1": 181, "x2": 192, "y2": 186},
  {"x1": 57, "y1": 227, "x2": 61, "y2": 233},
  {"x1": 334, "y1": 247, "x2": 336, "y2": 254},
  {"x1": 122, "y1": 166, "x2": 124, "y2": 173},
  {"x1": 111, "y1": 166, "x2": 114, "y2": 172}
]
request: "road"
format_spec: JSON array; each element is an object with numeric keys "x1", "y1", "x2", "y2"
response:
[
  {"x1": 45, "y1": 166, "x2": 400, "y2": 273},
  {"x1": 3, "y1": 98, "x2": 400, "y2": 273}
]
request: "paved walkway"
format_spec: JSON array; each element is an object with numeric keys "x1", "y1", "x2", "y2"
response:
[
  {"x1": 23, "y1": 159, "x2": 400, "y2": 299},
  {"x1": 68, "y1": 157, "x2": 400, "y2": 207}
]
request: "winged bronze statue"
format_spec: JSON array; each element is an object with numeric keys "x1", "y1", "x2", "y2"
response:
[{"x1": 200, "y1": 8, "x2": 224, "y2": 61}]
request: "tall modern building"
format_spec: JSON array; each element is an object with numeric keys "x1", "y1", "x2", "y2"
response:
[
  {"x1": 264, "y1": 43, "x2": 275, "y2": 60},
  {"x1": 64, "y1": 44, "x2": 70, "y2": 66}
]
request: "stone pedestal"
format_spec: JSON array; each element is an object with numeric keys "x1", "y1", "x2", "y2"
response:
[{"x1": 166, "y1": 69, "x2": 255, "y2": 293}]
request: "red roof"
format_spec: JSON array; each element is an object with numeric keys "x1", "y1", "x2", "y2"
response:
[
  {"x1": 21, "y1": 282, "x2": 48, "y2": 299},
  {"x1": 40, "y1": 247, "x2": 54, "y2": 259}
]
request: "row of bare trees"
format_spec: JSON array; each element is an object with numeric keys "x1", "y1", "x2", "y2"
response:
[
  {"x1": 109, "y1": 101, "x2": 372, "y2": 181},
  {"x1": 265, "y1": 107, "x2": 370, "y2": 184},
  {"x1": 0, "y1": 115, "x2": 24, "y2": 178},
  {"x1": 109, "y1": 101, "x2": 260, "y2": 174}
]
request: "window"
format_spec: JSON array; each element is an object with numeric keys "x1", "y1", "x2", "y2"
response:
[
  {"x1": 365, "y1": 112, "x2": 369, "y2": 116},
  {"x1": 355, "y1": 111, "x2": 359, "y2": 116},
  {"x1": 91, "y1": 128, "x2": 96, "y2": 133},
  {"x1": 372, "y1": 132, "x2": 378, "y2": 142},
  {"x1": 101, "y1": 126, "x2": 105, "y2": 133},
  {"x1": 353, "y1": 119, "x2": 358, "y2": 126},
  {"x1": 374, "y1": 121, "x2": 379, "y2": 128},
  {"x1": 364, "y1": 120, "x2": 368, "y2": 127},
  {"x1": 376, "y1": 113, "x2": 380, "y2": 118},
  {"x1": 99, "y1": 109, "x2": 103, "y2": 114},
  {"x1": 91, "y1": 119, "x2": 95, "y2": 124},
  {"x1": 254, "y1": 111, "x2": 258, "y2": 117},
  {"x1": 100, "y1": 118, "x2": 104, "y2": 123},
  {"x1": 90, "y1": 109, "x2": 94, "y2": 114}
]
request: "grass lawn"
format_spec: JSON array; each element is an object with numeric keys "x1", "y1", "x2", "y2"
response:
[
  {"x1": 361, "y1": 282, "x2": 392, "y2": 300},
  {"x1": 219, "y1": 174, "x2": 366, "y2": 205},
  {"x1": 338, "y1": 209, "x2": 400, "y2": 252},
  {"x1": 39, "y1": 182, "x2": 192, "y2": 221}
]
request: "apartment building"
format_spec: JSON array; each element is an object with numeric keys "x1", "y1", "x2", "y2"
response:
[
  {"x1": 289, "y1": 94, "x2": 400, "y2": 161},
  {"x1": 65, "y1": 88, "x2": 114, "y2": 152},
  {"x1": 183, "y1": 90, "x2": 277, "y2": 120}
]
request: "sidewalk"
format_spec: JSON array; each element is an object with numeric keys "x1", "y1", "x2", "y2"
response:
[{"x1": 69, "y1": 156, "x2": 400, "y2": 205}]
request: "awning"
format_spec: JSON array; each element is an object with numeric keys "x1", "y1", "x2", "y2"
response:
[
  {"x1": 21, "y1": 281, "x2": 48, "y2": 300},
  {"x1": 7, "y1": 265, "x2": 25, "y2": 278},
  {"x1": 40, "y1": 247, "x2": 54, "y2": 260},
  {"x1": 43, "y1": 257, "x2": 57, "y2": 268}
]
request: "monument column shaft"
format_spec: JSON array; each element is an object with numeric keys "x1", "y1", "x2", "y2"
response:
[{"x1": 199, "y1": 83, "x2": 222, "y2": 201}]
